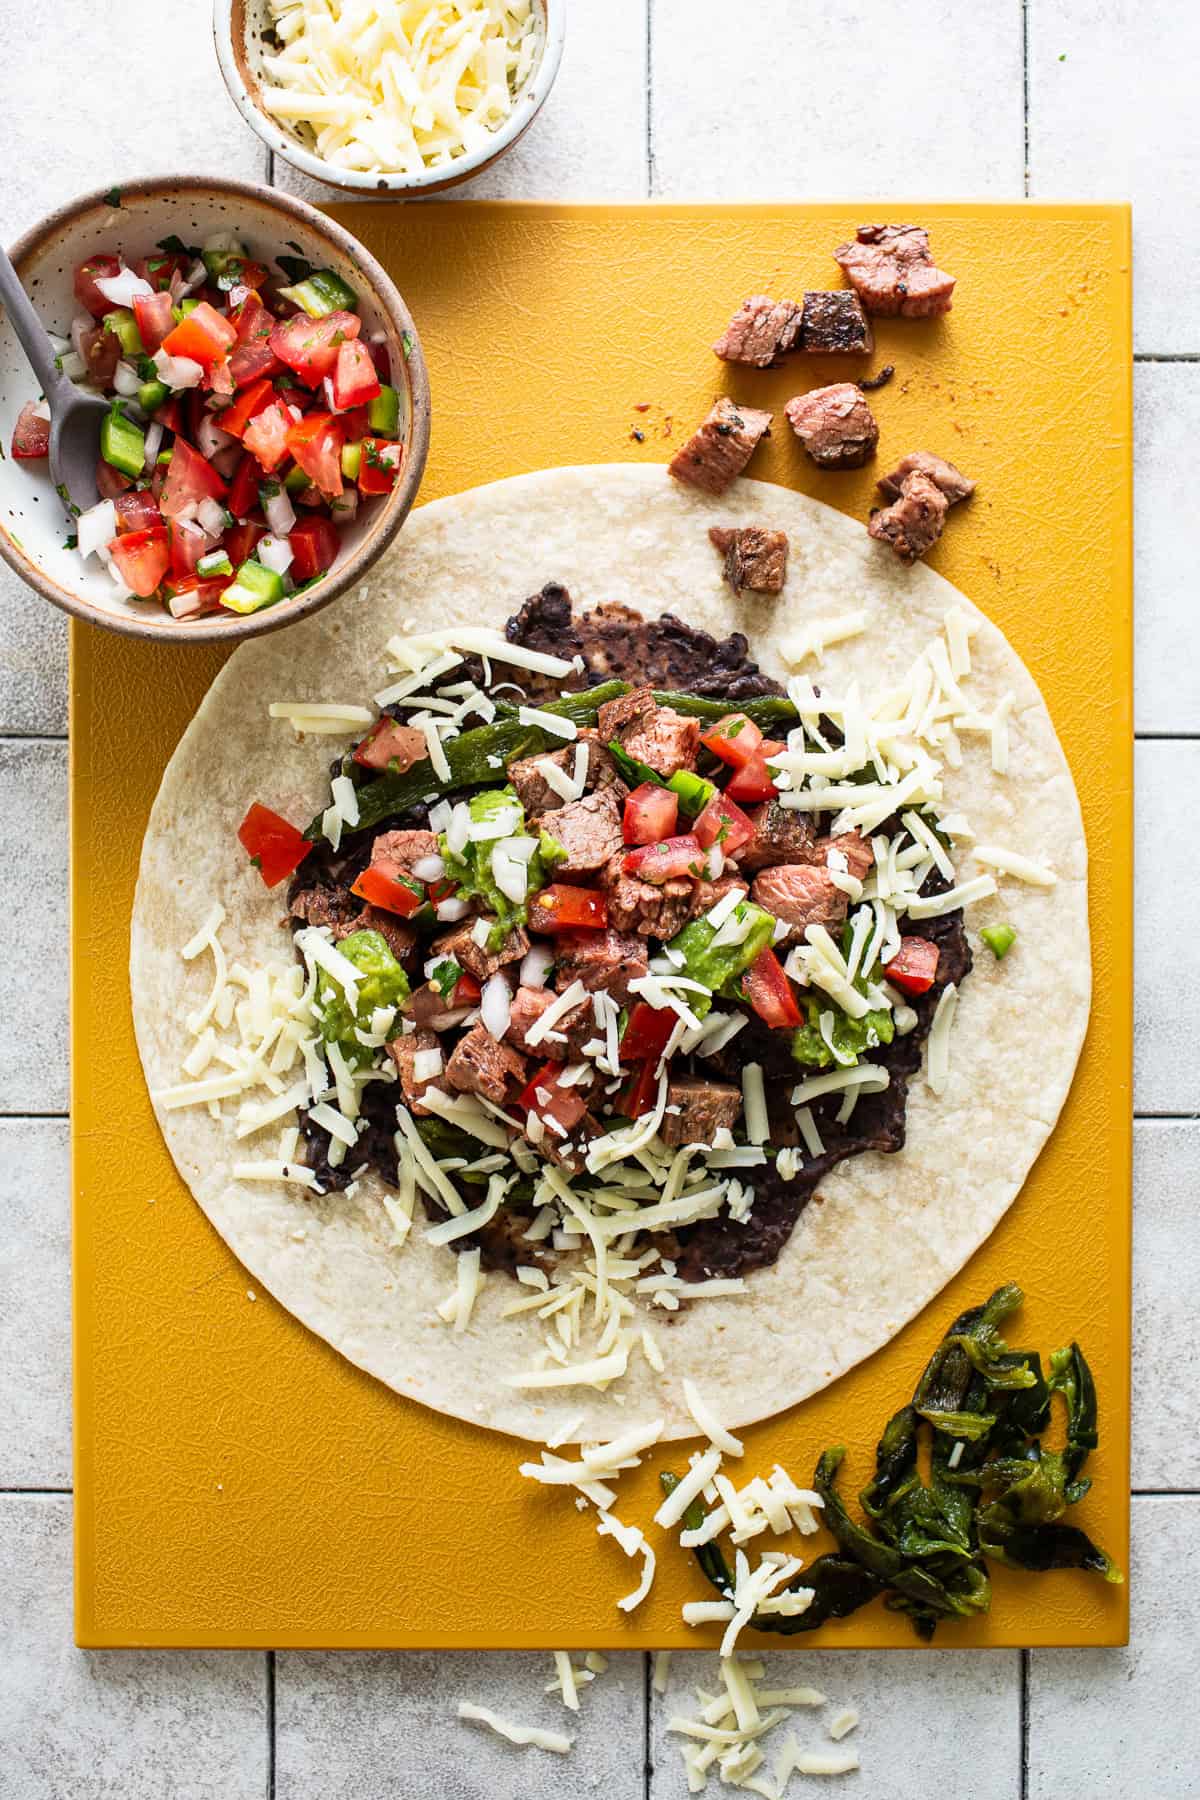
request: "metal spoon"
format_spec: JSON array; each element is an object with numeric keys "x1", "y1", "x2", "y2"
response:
[{"x1": 0, "y1": 242, "x2": 108, "y2": 515}]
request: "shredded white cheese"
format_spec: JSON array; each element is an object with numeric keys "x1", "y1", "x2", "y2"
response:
[{"x1": 456, "y1": 1702, "x2": 572, "y2": 1756}]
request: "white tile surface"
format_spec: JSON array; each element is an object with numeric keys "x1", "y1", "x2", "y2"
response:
[
  {"x1": 1027, "y1": 1, "x2": 1198, "y2": 353},
  {"x1": 0, "y1": 741, "x2": 67, "y2": 1114},
  {"x1": 274, "y1": 0, "x2": 649, "y2": 206},
  {"x1": 0, "y1": 0, "x2": 267, "y2": 243},
  {"x1": 0, "y1": 1120, "x2": 70, "y2": 1488},
  {"x1": 1028, "y1": 1497, "x2": 1200, "y2": 1799},
  {"x1": 648, "y1": 1649, "x2": 1020, "y2": 1798},
  {"x1": 651, "y1": 0, "x2": 1025, "y2": 198},
  {"x1": 0, "y1": 577, "x2": 67, "y2": 736},
  {"x1": 1133, "y1": 742, "x2": 1197, "y2": 1114},
  {"x1": 1132, "y1": 1121, "x2": 1200, "y2": 1489},
  {"x1": 1134, "y1": 363, "x2": 1200, "y2": 733},
  {"x1": 0, "y1": 1496, "x2": 267, "y2": 1800},
  {"x1": 275, "y1": 1650, "x2": 645, "y2": 1798}
]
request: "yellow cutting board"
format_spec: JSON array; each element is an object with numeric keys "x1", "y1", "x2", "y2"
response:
[{"x1": 72, "y1": 203, "x2": 1131, "y2": 1648}]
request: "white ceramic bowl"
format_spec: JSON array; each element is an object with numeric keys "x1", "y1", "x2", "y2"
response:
[
  {"x1": 214, "y1": 0, "x2": 564, "y2": 195},
  {"x1": 0, "y1": 175, "x2": 430, "y2": 642}
]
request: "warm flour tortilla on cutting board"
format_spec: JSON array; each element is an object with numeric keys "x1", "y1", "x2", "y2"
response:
[{"x1": 131, "y1": 464, "x2": 1090, "y2": 1443}]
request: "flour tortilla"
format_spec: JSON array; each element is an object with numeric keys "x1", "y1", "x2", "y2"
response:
[{"x1": 131, "y1": 464, "x2": 1090, "y2": 1444}]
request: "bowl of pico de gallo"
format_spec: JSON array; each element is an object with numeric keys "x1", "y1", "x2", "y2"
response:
[{"x1": 0, "y1": 174, "x2": 430, "y2": 640}]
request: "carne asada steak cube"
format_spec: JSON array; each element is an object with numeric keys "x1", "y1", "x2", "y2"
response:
[
  {"x1": 598, "y1": 685, "x2": 657, "y2": 740},
  {"x1": 623, "y1": 706, "x2": 701, "y2": 779},
  {"x1": 785, "y1": 383, "x2": 879, "y2": 470},
  {"x1": 539, "y1": 787, "x2": 625, "y2": 876},
  {"x1": 600, "y1": 852, "x2": 696, "y2": 939},
  {"x1": 669, "y1": 397, "x2": 773, "y2": 496},
  {"x1": 506, "y1": 985, "x2": 595, "y2": 1059},
  {"x1": 445, "y1": 1021, "x2": 529, "y2": 1107},
  {"x1": 712, "y1": 294, "x2": 805, "y2": 366},
  {"x1": 685, "y1": 874, "x2": 749, "y2": 921},
  {"x1": 800, "y1": 291, "x2": 874, "y2": 355},
  {"x1": 820, "y1": 829, "x2": 875, "y2": 883},
  {"x1": 740, "y1": 800, "x2": 818, "y2": 872},
  {"x1": 833, "y1": 223, "x2": 956, "y2": 318},
  {"x1": 876, "y1": 450, "x2": 975, "y2": 505},
  {"x1": 289, "y1": 883, "x2": 362, "y2": 932},
  {"x1": 404, "y1": 981, "x2": 475, "y2": 1032},
  {"x1": 432, "y1": 917, "x2": 529, "y2": 981},
  {"x1": 660, "y1": 1076, "x2": 744, "y2": 1148},
  {"x1": 868, "y1": 470, "x2": 950, "y2": 564},
  {"x1": 507, "y1": 729, "x2": 626, "y2": 814},
  {"x1": 336, "y1": 904, "x2": 418, "y2": 968},
  {"x1": 751, "y1": 862, "x2": 850, "y2": 940},
  {"x1": 552, "y1": 928, "x2": 649, "y2": 1002},
  {"x1": 387, "y1": 1027, "x2": 443, "y2": 1116},
  {"x1": 370, "y1": 828, "x2": 440, "y2": 879},
  {"x1": 708, "y1": 525, "x2": 790, "y2": 595}
]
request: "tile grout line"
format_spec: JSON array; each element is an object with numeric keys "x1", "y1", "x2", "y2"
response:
[
  {"x1": 642, "y1": 1650, "x2": 653, "y2": 1799},
  {"x1": 1021, "y1": 0, "x2": 1030, "y2": 196},
  {"x1": 266, "y1": 1649, "x2": 277, "y2": 1800},
  {"x1": 1020, "y1": 1647, "x2": 1030, "y2": 1799}
]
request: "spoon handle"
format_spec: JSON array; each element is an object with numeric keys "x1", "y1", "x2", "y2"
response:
[{"x1": 0, "y1": 242, "x2": 71, "y2": 403}]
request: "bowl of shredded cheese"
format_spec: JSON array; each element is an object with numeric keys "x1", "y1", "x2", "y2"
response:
[{"x1": 215, "y1": 0, "x2": 563, "y2": 193}]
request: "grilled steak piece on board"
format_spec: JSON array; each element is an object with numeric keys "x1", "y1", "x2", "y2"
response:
[
  {"x1": 539, "y1": 787, "x2": 625, "y2": 876},
  {"x1": 553, "y1": 928, "x2": 649, "y2": 1003},
  {"x1": 708, "y1": 525, "x2": 789, "y2": 595},
  {"x1": 505, "y1": 584, "x2": 784, "y2": 704},
  {"x1": 740, "y1": 800, "x2": 818, "y2": 872},
  {"x1": 668, "y1": 397, "x2": 773, "y2": 496},
  {"x1": 751, "y1": 863, "x2": 849, "y2": 941},
  {"x1": 876, "y1": 450, "x2": 975, "y2": 504},
  {"x1": 712, "y1": 294, "x2": 805, "y2": 366},
  {"x1": 507, "y1": 730, "x2": 626, "y2": 815},
  {"x1": 660, "y1": 1076, "x2": 744, "y2": 1148},
  {"x1": 868, "y1": 470, "x2": 950, "y2": 564},
  {"x1": 445, "y1": 1021, "x2": 529, "y2": 1107},
  {"x1": 785, "y1": 383, "x2": 879, "y2": 469},
  {"x1": 800, "y1": 291, "x2": 874, "y2": 354},
  {"x1": 833, "y1": 223, "x2": 956, "y2": 318}
]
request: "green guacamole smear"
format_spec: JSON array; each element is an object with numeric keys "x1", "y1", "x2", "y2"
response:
[
  {"x1": 438, "y1": 786, "x2": 565, "y2": 945},
  {"x1": 314, "y1": 928, "x2": 410, "y2": 1070}
]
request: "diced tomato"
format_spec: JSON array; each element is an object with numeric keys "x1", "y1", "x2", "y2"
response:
[
  {"x1": 427, "y1": 877, "x2": 458, "y2": 908},
  {"x1": 526, "y1": 885, "x2": 610, "y2": 932},
  {"x1": 159, "y1": 437, "x2": 227, "y2": 519},
  {"x1": 152, "y1": 395, "x2": 185, "y2": 434},
  {"x1": 287, "y1": 411, "x2": 344, "y2": 497},
  {"x1": 207, "y1": 357, "x2": 236, "y2": 399},
  {"x1": 367, "y1": 339, "x2": 392, "y2": 384},
  {"x1": 724, "y1": 743, "x2": 782, "y2": 805},
  {"x1": 352, "y1": 714, "x2": 427, "y2": 772},
  {"x1": 269, "y1": 310, "x2": 361, "y2": 385},
  {"x1": 623, "y1": 782, "x2": 678, "y2": 845},
  {"x1": 107, "y1": 525, "x2": 170, "y2": 599},
  {"x1": 331, "y1": 338, "x2": 381, "y2": 410},
  {"x1": 95, "y1": 457, "x2": 132, "y2": 501},
  {"x1": 132, "y1": 290, "x2": 175, "y2": 354},
  {"x1": 114, "y1": 491, "x2": 163, "y2": 532},
  {"x1": 219, "y1": 377, "x2": 278, "y2": 442},
  {"x1": 243, "y1": 402, "x2": 295, "y2": 474},
  {"x1": 700, "y1": 712, "x2": 764, "y2": 769},
  {"x1": 884, "y1": 937, "x2": 940, "y2": 997},
  {"x1": 622, "y1": 833, "x2": 704, "y2": 884},
  {"x1": 743, "y1": 946, "x2": 803, "y2": 1030},
  {"x1": 694, "y1": 791, "x2": 755, "y2": 855},
  {"x1": 237, "y1": 803, "x2": 313, "y2": 889},
  {"x1": 160, "y1": 300, "x2": 237, "y2": 369},
  {"x1": 617, "y1": 1059, "x2": 660, "y2": 1121},
  {"x1": 619, "y1": 1001, "x2": 678, "y2": 1065},
  {"x1": 73, "y1": 254, "x2": 121, "y2": 318},
  {"x1": 227, "y1": 291, "x2": 283, "y2": 387},
  {"x1": 80, "y1": 323, "x2": 121, "y2": 384},
  {"x1": 225, "y1": 259, "x2": 269, "y2": 292},
  {"x1": 450, "y1": 971, "x2": 481, "y2": 1007},
  {"x1": 225, "y1": 521, "x2": 266, "y2": 565},
  {"x1": 516, "y1": 1061, "x2": 589, "y2": 1134},
  {"x1": 134, "y1": 251, "x2": 189, "y2": 294},
  {"x1": 225, "y1": 451, "x2": 267, "y2": 520},
  {"x1": 357, "y1": 436, "x2": 402, "y2": 497},
  {"x1": 287, "y1": 515, "x2": 341, "y2": 583},
  {"x1": 338, "y1": 404, "x2": 371, "y2": 443},
  {"x1": 163, "y1": 574, "x2": 229, "y2": 617},
  {"x1": 11, "y1": 403, "x2": 49, "y2": 460},
  {"x1": 167, "y1": 516, "x2": 205, "y2": 579},
  {"x1": 351, "y1": 862, "x2": 425, "y2": 918}
]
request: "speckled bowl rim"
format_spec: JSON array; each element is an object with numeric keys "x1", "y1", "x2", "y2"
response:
[
  {"x1": 213, "y1": 0, "x2": 565, "y2": 196},
  {"x1": 0, "y1": 174, "x2": 431, "y2": 644}
]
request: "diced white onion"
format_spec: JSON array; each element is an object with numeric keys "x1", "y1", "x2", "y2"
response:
[
  {"x1": 197, "y1": 496, "x2": 229, "y2": 537},
  {"x1": 263, "y1": 487, "x2": 297, "y2": 537},
  {"x1": 76, "y1": 499, "x2": 117, "y2": 562},
  {"x1": 111, "y1": 360, "x2": 142, "y2": 398},
  {"x1": 143, "y1": 421, "x2": 164, "y2": 466},
  {"x1": 152, "y1": 349, "x2": 205, "y2": 390},
  {"x1": 411, "y1": 854, "x2": 446, "y2": 882},
  {"x1": 480, "y1": 974, "x2": 512, "y2": 1041},
  {"x1": 94, "y1": 268, "x2": 154, "y2": 309},
  {"x1": 257, "y1": 534, "x2": 295, "y2": 577},
  {"x1": 520, "y1": 944, "x2": 555, "y2": 989},
  {"x1": 196, "y1": 411, "x2": 235, "y2": 461}
]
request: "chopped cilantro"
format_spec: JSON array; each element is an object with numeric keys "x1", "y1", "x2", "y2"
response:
[
  {"x1": 276, "y1": 252, "x2": 316, "y2": 285},
  {"x1": 401, "y1": 330, "x2": 414, "y2": 358},
  {"x1": 103, "y1": 187, "x2": 123, "y2": 209},
  {"x1": 63, "y1": 534, "x2": 78, "y2": 550},
  {"x1": 157, "y1": 233, "x2": 201, "y2": 257}
]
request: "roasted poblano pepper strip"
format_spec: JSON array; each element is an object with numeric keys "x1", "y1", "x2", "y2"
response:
[
  {"x1": 314, "y1": 680, "x2": 632, "y2": 841},
  {"x1": 650, "y1": 690, "x2": 799, "y2": 732},
  {"x1": 1047, "y1": 1342, "x2": 1100, "y2": 1497},
  {"x1": 657, "y1": 1472, "x2": 734, "y2": 1598}
]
